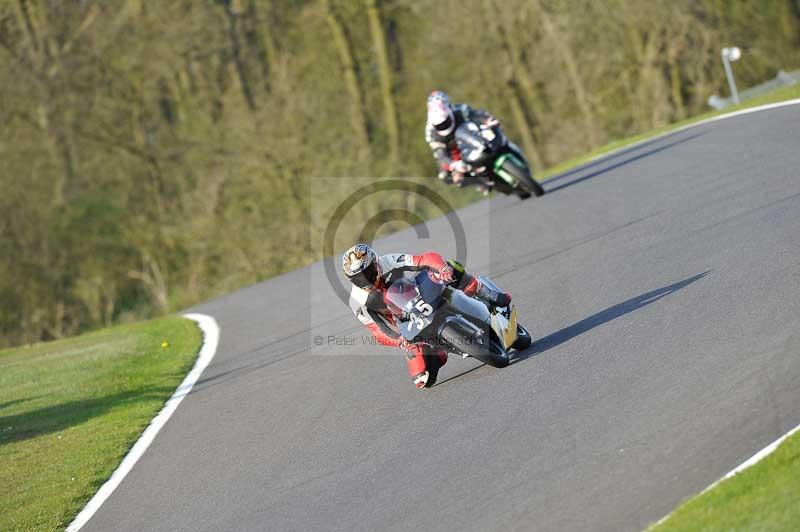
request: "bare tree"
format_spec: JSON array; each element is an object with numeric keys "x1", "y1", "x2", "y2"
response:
[
  {"x1": 323, "y1": 0, "x2": 372, "y2": 161},
  {"x1": 532, "y1": 0, "x2": 600, "y2": 149},
  {"x1": 366, "y1": 0, "x2": 400, "y2": 166}
]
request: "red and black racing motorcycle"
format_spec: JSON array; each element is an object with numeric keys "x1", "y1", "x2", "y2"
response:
[{"x1": 386, "y1": 270, "x2": 532, "y2": 368}]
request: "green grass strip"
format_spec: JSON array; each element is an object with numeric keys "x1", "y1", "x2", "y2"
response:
[
  {"x1": 0, "y1": 316, "x2": 203, "y2": 532},
  {"x1": 650, "y1": 428, "x2": 800, "y2": 531}
]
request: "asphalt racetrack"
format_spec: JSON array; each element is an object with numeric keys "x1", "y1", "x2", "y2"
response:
[{"x1": 83, "y1": 104, "x2": 800, "y2": 532}]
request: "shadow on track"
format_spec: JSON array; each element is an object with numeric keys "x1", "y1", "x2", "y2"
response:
[
  {"x1": 544, "y1": 132, "x2": 705, "y2": 194},
  {"x1": 198, "y1": 272, "x2": 710, "y2": 390},
  {"x1": 433, "y1": 362, "x2": 486, "y2": 388},
  {"x1": 511, "y1": 270, "x2": 711, "y2": 364}
]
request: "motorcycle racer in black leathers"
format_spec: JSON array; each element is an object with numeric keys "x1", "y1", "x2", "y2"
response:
[
  {"x1": 425, "y1": 90, "x2": 499, "y2": 191},
  {"x1": 425, "y1": 90, "x2": 545, "y2": 198}
]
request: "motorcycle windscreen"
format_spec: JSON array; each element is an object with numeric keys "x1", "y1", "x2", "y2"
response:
[
  {"x1": 454, "y1": 122, "x2": 490, "y2": 165},
  {"x1": 386, "y1": 272, "x2": 445, "y2": 340},
  {"x1": 415, "y1": 270, "x2": 445, "y2": 304},
  {"x1": 448, "y1": 289, "x2": 492, "y2": 324},
  {"x1": 385, "y1": 279, "x2": 419, "y2": 317}
]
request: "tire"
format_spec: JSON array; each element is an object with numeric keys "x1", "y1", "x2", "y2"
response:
[
  {"x1": 500, "y1": 158, "x2": 545, "y2": 198},
  {"x1": 440, "y1": 323, "x2": 509, "y2": 368},
  {"x1": 511, "y1": 324, "x2": 532, "y2": 351}
]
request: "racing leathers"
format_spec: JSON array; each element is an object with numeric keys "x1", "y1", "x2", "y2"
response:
[
  {"x1": 425, "y1": 103, "x2": 497, "y2": 185},
  {"x1": 348, "y1": 252, "x2": 511, "y2": 389}
]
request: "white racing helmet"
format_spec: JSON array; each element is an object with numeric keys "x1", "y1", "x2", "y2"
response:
[{"x1": 427, "y1": 90, "x2": 455, "y2": 136}]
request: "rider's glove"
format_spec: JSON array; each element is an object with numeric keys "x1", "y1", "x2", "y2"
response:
[
  {"x1": 434, "y1": 265, "x2": 455, "y2": 283},
  {"x1": 450, "y1": 159, "x2": 469, "y2": 174}
]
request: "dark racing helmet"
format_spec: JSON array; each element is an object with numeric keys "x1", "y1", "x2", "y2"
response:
[
  {"x1": 342, "y1": 243, "x2": 380, "y2": 289},
  {"x1": 427, "y1": 90, "x2": 455, "y2": 136}
]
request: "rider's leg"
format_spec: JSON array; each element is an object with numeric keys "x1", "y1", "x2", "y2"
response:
[
  {"x1": 404, "y1": 343, "x2": 428, "y2": 388},
  {"x1": 447, "y1": 259, "x2": 511, "y2": 307},
  {"x1": 422, "y1": 345, "x2": 448, "y2": 387},
  {"x1": 404, "y1": 342, "x2": 447, "y2": 389},
  {"x1": 463, "y1": 274, "x2": 511, "y2": 307}
]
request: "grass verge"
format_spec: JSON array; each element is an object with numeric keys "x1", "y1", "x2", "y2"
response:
[
  {"x1": 540, "y1": 83, "x2": 800, "y2": 181},
  {"x1": 0, "y1": 316, "x2": 203, "y2": 532},
  {"x1": 650, "y1": 429, "x2": 800, "y2": 531}
]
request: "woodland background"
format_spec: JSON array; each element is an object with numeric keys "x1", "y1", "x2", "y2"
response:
[{"x1": 1, "y1": 0, "x2": 799, "y2": 347}]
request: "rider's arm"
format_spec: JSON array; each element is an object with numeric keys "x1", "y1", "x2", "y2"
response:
[
  {"x1": 365, "y1": 313, "x2": 404, "y2": 347},
  {"x1": 425, "y1": 124, "x2": 453, "y2": 172},
  {"x1": 410, "y1": 252, "x2": 449, "y2": 273},
  {"x1": 356, "y1": 306, "x2": 404, "y2": 347},
  {"x1": 350, "y1": 290, "x2": 403, "y2": 347},
  {"x1": 463, "y1": 104, "x2": 498, "y2": 126},
  {"x1": 377, "y1": 253, "x2": 449, "y2": 277}
]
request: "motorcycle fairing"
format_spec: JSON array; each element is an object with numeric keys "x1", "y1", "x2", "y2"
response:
[
  {"x1": 492, "y1": 152, "x2": 526, "y2": 187},
  {"x1": 476, "y1": 275, "x2": 519, "y2": 349},
  {"x1": 491, "y1": 305, "x2": 519, "y2": 350}
]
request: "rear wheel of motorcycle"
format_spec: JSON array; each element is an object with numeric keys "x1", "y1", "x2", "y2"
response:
[
  {"x1": 500, "y1": 158, "x2": 545, "y2": 198},
  {"x1": 440, "y1": 324, "x2": 509, "y2": 368}
]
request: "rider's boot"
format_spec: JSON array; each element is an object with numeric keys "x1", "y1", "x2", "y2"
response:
[
  {"x1": 405, "y1": 343, "x2": 429, "y2": 389},
  {"x1": 405, "y1": 343, "x2": 448, "y2": 389},
  {"x1": 477, "y1": 182, "x2": 493, "y2": 196},
  {"x1": 412, "y1": 371, "x2": 429, "y2": 389},
  {"x1": 463, "y1": 275, "x2": 512, "y2": 308},
  {"x1": 423, "y1": 347, "x2": 448, "y2": 387}
]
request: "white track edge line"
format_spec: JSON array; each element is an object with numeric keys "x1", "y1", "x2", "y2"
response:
[
  {"x1": 546, "y1": 98, "x2": 800, "y2": 182},
  {"x1": 648, "y1": 421, "x2": 800, "y2": 530},
  {"x1": 718, "y1": 422, "x2": 800, "y2": 484},
  {"x1": 66, "y1": 313, "x2": 220, "y2": 532}
]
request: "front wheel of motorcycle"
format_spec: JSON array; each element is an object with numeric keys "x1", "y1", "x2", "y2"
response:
[
  {"x1": 511, "y1": 324, "x2": 532, "y2": 351},
  {"x1": 499, "y1": 158, "x2": 545, "y2": 198},
  {"x1": 440, "y1": 324, "x2": 509, "y2": 368}
]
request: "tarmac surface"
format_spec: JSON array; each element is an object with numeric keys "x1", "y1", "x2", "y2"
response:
[{"x1": 84, "y1": 104, "x2": 800, "y2": 532}]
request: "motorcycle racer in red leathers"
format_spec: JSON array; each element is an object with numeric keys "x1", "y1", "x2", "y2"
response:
[{"x1": 343, "y1": 243, "x2": 511, "y2": 389}]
